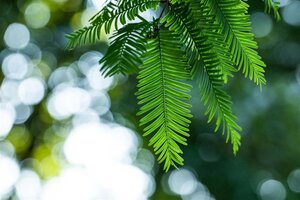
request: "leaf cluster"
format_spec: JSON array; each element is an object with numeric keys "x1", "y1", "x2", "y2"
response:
[{"x1": 67, "y1": 0, "x2": 280, "y2": 171}]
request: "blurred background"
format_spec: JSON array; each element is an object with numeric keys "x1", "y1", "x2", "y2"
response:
[{"x1": 0, "y1": 0, "x2": 300, "y2": 199}]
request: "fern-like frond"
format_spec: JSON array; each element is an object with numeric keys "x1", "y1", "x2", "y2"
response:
[
  {"x1": 188, "y1": 0, "x2": 237, "y2": 82},
  {"x1": 204, "y1": 0, "x2": 266, "y2": 86},
  {"x1": 136, "y1": 29, "x2": 192, "y2": 171},
  {"x1": 65, "y1": 0, "x2": 277, "y2": 171},
  {"x1": 100, "y1": 22, "x2": 150, "y2": 77},
  {"x1": 263, "y1": 0, "x2": 280, "y2": 21},
  {"x1": 162, "y1": 3, "x2": 241, "y2": 153},
  {"x1": 161, "y1": 2, "x2": 218, "y2": 71},
  {"x1": 66, "y1": 0, "x2": 160, "y2": 49},
  {"x1": 193, "y1": 58, "x2": 242, "y2": 154}
]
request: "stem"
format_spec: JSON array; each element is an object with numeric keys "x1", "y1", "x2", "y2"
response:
[
  {"x1": 159, "y1": 0, "x2": 171, "y2": 19},
  {"x1": 159, "y1": 6, "x2": 167, "y2": 19}
]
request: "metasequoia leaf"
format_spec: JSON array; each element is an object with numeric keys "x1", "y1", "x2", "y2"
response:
[{"x1": 66, "y1": 0, "x2": 280, "y2": 171}]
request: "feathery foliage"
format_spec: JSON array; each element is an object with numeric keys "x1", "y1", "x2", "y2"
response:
[
  {"x1": 100, "y1": 22, "x2": 149, "y2": 77},
  {"x1": 202, "y1": 0, "x2": 267, "y2": 86},
  {"x1": 137, "y1": 29, "x2": 192, "y2": 171},
  {"x1": 66, "y1": 0, "x2": 280, "y2": 171},
  {"x1": 66, "y1": 0, "x2": 160, "y2": 49},
  {"x1": 161, "y1": 2, "x2": 241, "y2": 152},
  {"x1": 264, "y1": 0, "x2": 280, "y2": 21}
]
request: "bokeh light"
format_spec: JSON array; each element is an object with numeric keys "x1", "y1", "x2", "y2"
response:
[
  {"x1": 47, "y1": 86, "x2": 91, "y2": 120},
  {"x1": 0, "y1": 154, "x2": 20, "y2": 197},
  {"x1": 22, "y1": 43, "x2": 42, "y2": 64},
  {"x1": 18, "y1": 77, "x2": 46, "y2": 105},
  {"x1": 2, "y1": 53, "x2": 29, "y2": 80},
  {"x1": 14, "y1": 104, "x2": 32, "y2": 124},
  {"x1": 71, "y1": 109, "x2": 100, "y2": 126},
  {"x1": 87, "y1": 65, "x2": 114, "y2": 91},
  {"x1": 168, "y1": 169, "x2": 198, "y2": 196},
  {"x1": 16, "y1": 169, "x2": 42, "y2": 200},
  {"x1": 0, "y1": 103, "x2": 16, "y2": 139},
  {"x1": 88, "y1": 92, "x2": 111, "y2": 116},
  {"x1": 288, "y1": 169, "x2": 300, "y2": 193},
  {"x1": 251, "y1": 12, "x2": 273, "y2": 38},
  {"x1": 78, "y1": 51, "x2": 103, "y2": 75},
  {"x1": 0, "y1": 79, "x2": 21, "y2": 105},
  {"x1": 25, "y1": 2, "x2": 51, "y2": 29},
  {"x1": 258, "y1": 179, "x2": 286, "y2": 200},
  {"x1": 80, "y1": 7, "x2": 99, "y2": 27},
  {"x1": 88, "y1": 0, "x2": 107, "y2": 10},
  {"x1": 4, "y1": 23, "x2": 30, "y2": 49},
  {"x1": 48, "y1": 67, "x2": 77, "y2": 89},
  {"x1": 282, "y1": 1, "x2": 300, "y2": 26},
  {"x1": 64, "y1": 122, "x2": 138, "y2": 166},
  {"x1": 278, "y1": 0, "x2": 292, "y2": 7}
]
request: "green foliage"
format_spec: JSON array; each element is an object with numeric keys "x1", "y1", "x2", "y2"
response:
[
  {"x1": 100, "y1": 22, "x2": 149, "y2": 77},
  {"x1": 66, "y1": 0, "x2": 160, "y2": 49},
  {"x1": 66, "y1": 0, "x2": 280, "y2": 171},
  {"x1": 161, "y1": 2, "x2": 241, "y2": 153},
  {"x1": 263, "y1": 0, "x2": 281, "y2": 21},
  {"x1": 203, "y1": 0, "x2": 266, "y2": 86},
  {"x1": 137, "y1": 29, "x2": 192, "y2": 171}
]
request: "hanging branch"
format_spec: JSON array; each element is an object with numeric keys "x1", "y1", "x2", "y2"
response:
[{"x1": 66, "y1": 0, "x2": 281, "y2": 171}]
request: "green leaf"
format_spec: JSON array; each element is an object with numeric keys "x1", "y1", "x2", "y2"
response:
[
  {"x1": 203, "y1": 0, "x2": 267, "y2": 86},
  {"x1": 263, "y1": 0, "x2": 281, "y2": 21},
  {"x1": 65, "y1": 0, "x2": 276, "y2": 171},
  {"x1": 100, "y1": 22, "x2": 150, "y2": 77},
  {"x1": 188, "y1": 0, "x2": 237, "y2": 82},
  {"x1": 66, "y1": 0, "x2": 160, "y2": 49},
  {"x1": 162, "y1": 2, "x2": 241, "y2": 153},
  {"x1": 192, "y1": 58, "x2": 242, "y2": 154},
  {"x1": 136, "y1": 28, "x2": 192, "y2": 171}
]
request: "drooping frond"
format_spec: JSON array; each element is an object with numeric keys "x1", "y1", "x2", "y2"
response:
[
  {"x1": 66, "y1": 0, "x2": 160, "y2": 49},
  {"x1": 188, "y1": 0, "x2": 236, "y2": 82},
  {"x1": 161, "y1": 2, "x2": 219, "y2": 74},
  {"x1": 162, "y1": 2, "x2": 241, "y2": 153},
  {"x1": 100, "y1": 22, "x2": 150, "y2": 77},
  {"x1": 136, "y1": 29, "x2": 192, "y2": 171},
  {"x1": 263, "y1": 0, "x2": 280, "y2": 21},
  {"x1": 66, "y1": 0, "x2": 278, "y2": 171},
  {"x1": 193, "y1": 58, "x2": 242, "y2": 154},
  {"x1": 203, "y1": 0, "x2": 266, "y2": 86}
]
